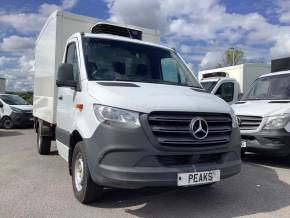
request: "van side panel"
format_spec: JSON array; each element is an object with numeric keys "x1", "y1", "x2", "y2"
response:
[
  {"x1": 242, "y1": 64, "x2": 271, "y2": 92},
  {"x1": 33, "y1": 15, "x2": 57, "y2": 124},
  {"x1": 34, "y1": 12, "x2": 99, "y2": 124}
]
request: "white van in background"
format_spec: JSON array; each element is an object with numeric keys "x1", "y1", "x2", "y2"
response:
[
  {"x1": 232, "y1": 71, "x2": 290, "y2": 157},
  {"x1": 199, "y1": 64, "x2": 270, "y2": 104},
  {"x1": 0, "y1": 94, "x2": 33, "y2": 129},
  {"x1": 33, "y1": 11, "x2": 241, "y2": 204}
]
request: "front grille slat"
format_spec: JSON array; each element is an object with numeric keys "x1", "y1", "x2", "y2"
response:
[
  {"x1": 148, "y1": 112, "x2": 232, "y2": 148},
  {"x1": 238, "y1": 115, "x2": 262, "y2": 131}
]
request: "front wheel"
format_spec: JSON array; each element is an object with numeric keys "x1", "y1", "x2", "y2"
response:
[
  {"x1": 72, "y1": 141, "x2": 103, "y2": 203},
  {"x1": 2, "y1": 117, "x2": 14, "y2": 129}
]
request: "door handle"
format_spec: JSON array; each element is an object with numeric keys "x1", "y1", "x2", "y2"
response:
[{"x1": 58, "y1": 95, "x2": 63, "y2": 100}]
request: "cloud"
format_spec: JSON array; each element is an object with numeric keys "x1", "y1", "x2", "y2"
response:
[
  {"x1": 200, "y1": 51, "x2": 224, "y2": 70},
  {"x1": 0, "y1": 35, "x2": 34, "y2": 53},
  {"x1": 106, "y1": 0, "x2": 290, "y2": 70},
  {"x1": 0, "y1": 0, "x2": 78, "y2": 91},
  {"x1": 0, "y1": 56, "x2": 16, "y2": 67},
  {"x1": 271, "y1": 35, "x2": 290, "y2": 59},
  {"x1": 38, "y1": 0, "x2": 78, "y2": 16},
  {"x1": 106, "y1": 0, "x2": 267, "y2": 43},
  {"x1": 106, "y1": 0, "x2": 168, "y2": 32},
  {"x1": 0, "y1": 53, "x2": 34, "y2": 91},
  {"x1": 0, "y1": 0, "x2": 78, "y2": 34},
  {"x1": 273, "y1": 0, "x2": 290, "y2": 24}
]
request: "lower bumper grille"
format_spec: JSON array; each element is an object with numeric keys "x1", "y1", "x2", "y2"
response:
[{"x1": 157, "y1": 154, "x2": 222, "y2": 167}]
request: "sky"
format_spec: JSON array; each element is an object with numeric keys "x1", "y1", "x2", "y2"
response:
[{"x1": 1, "y1": 0, "x2": 290, "y2": 91}]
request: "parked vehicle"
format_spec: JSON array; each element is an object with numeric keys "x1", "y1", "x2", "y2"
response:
[
  {"x1": 199, "y1": 64, "x2": 270, "y2": 104},
  {"x1": 33, "y1": 11, "x2": 241, "y2": 203},
  {"x1": 232, "y1": 71, "x2": 290, "y2": 157},
  {"x1": 0, "y1": 94, "x2": 33, "y2": 129}
]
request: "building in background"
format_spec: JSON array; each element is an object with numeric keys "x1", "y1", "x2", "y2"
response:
[{"x1": 0, "y1": 78, "x2": 6, "y2": 94}]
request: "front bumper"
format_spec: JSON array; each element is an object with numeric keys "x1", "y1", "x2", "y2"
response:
[
  {"x1": 84, "y1": 122, "x2": 241, "y2": 189},
  {"x1": 11, "y1": 112, "x2": 34, "y2": 126},
  {"x1": 241, "y1": 129, "x2": 290, "y2": 156}
]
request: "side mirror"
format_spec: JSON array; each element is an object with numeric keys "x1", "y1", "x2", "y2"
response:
[
  {"x1": 238, "y1": 93, "x2": 243, "y2": 101},
  {"x1": 0, "y1": 102, "x2": 3, "y2": 108},
  {"x1": 56, "y1": 64, "x2": 77, "y2": 88}
]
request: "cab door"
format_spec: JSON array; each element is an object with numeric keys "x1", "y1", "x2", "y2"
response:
[
  {"x1": 214, "y1": 81, "x2": 236, "y2": 104},
  {"x1": 56, "y1": 38, "x2": 81, "y2": 147}
]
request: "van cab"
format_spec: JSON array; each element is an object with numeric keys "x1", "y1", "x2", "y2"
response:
[
  {"x1": 232, "y1": 71, "x2": 290, "y2": 157},
  {"x1": 0, "y1": 94, "x2": 33, "y2": 129},
  {"x1": 201, "y1": 77, "x2": 240, "y2": 104},
  {"x1": 199, "y1": 64, "x2": 270, "y2": 104}
]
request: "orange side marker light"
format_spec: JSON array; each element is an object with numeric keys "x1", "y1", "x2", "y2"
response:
[{"x1": 76, "y1": 104, "x2": 83, "y2": 111}]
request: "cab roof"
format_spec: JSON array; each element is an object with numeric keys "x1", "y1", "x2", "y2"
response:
[
  {"x1": 260, "y1": 70, "x2": 290, "y2": 78},
  {"x1": 71, "y1": 32, "x2": 173, "y2": 52}
]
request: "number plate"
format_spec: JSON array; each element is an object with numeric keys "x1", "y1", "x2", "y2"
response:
[
  {"x1": 241, "y1": 140, "x2": 247, "y2": 148},
  {"x1": 177, "y1": 170, "x2": 220, "y2": 186}
]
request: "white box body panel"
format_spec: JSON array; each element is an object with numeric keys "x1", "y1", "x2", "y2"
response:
[
  {"x1": 33, "y1": 11, "x2": 160, "y2": 124},
  {"x1": 199, "y1": 64, "x2": 270, "y2": 92}
]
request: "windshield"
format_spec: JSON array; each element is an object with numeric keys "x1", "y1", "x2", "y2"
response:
[
  {"x1": 200, "y1": 81, "x2": 217, "y2": 93},
  {"x1": 82, "y1": 38, "x2": 201, "y2": 88},
  {"x1": 0, "y1": 95, "x2": 28, "y2": 105},
  {"x1": 242, "y1": 74, "x2": 290, "y2": 101}
]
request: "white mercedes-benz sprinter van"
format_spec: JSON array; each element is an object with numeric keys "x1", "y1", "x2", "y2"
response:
[
  {"x1": 232, "y1": 71, "x2": 290, "y2": 157},
  {"x1": 33, "y1": 11, "x2": 241, "y2": 203}
]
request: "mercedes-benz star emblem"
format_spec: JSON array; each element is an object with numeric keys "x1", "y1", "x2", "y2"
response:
[{"x1": 190, "y1": 117, "x2": 209, "y2": 140}]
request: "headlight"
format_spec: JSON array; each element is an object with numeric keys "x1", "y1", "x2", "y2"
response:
[
  {"x1": 93, "y1": 104, "x2": 140, "y2": 128},
  {"x1": 230, "y1": 108, "x2": 239, "y2": 128},
  {"x1": 263, "y1": 114, "x2": 290, "y2": 130},
  {"x1": 10, "y1": 106, "x2": 23, "y2": 113}
]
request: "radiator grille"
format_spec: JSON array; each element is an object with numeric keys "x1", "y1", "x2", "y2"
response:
[
  {"x1": 238, "y1": 115, "x2": 262, "y2": 131},
  {"x1": 148, "y1": 112, "x2": 232, "y2": 148}
]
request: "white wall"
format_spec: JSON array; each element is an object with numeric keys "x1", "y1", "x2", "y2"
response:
[{"x1": 0, "y1": 79, "x2": 6, "y2": 94}]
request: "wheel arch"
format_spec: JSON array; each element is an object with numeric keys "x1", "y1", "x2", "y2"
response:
[
  {"x1": 69, "y1": 130, "x2": 83, "y2": 175},
  {"x1": 1, "y1": 115, "x2": 11, "y2": 121},
  {"x1": 1, "y1": 115, "x2": 13, "y2": 128}
]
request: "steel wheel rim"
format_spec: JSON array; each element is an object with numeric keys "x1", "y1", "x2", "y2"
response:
[{"x1": 74, "y1": 154, "x2": 84, "y2": 192}]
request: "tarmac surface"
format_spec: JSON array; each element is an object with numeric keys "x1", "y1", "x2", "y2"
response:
[{"x1": 1, "y1": 128, "x2": 290, "y2": 218}]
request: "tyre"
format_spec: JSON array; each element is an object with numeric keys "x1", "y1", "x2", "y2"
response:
[
  {"x1": 37, "y1": 124, "x2": 51, "y2": 155},
  {"x1": 241, "y1": 150, "x2": 246, "y2": 157},
  {"x1": 2, "y1": 117, "x2": 14, "y2": 129},
  {"x1": 72, "y1": 141, "x2": 103, "y2": 203}
]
